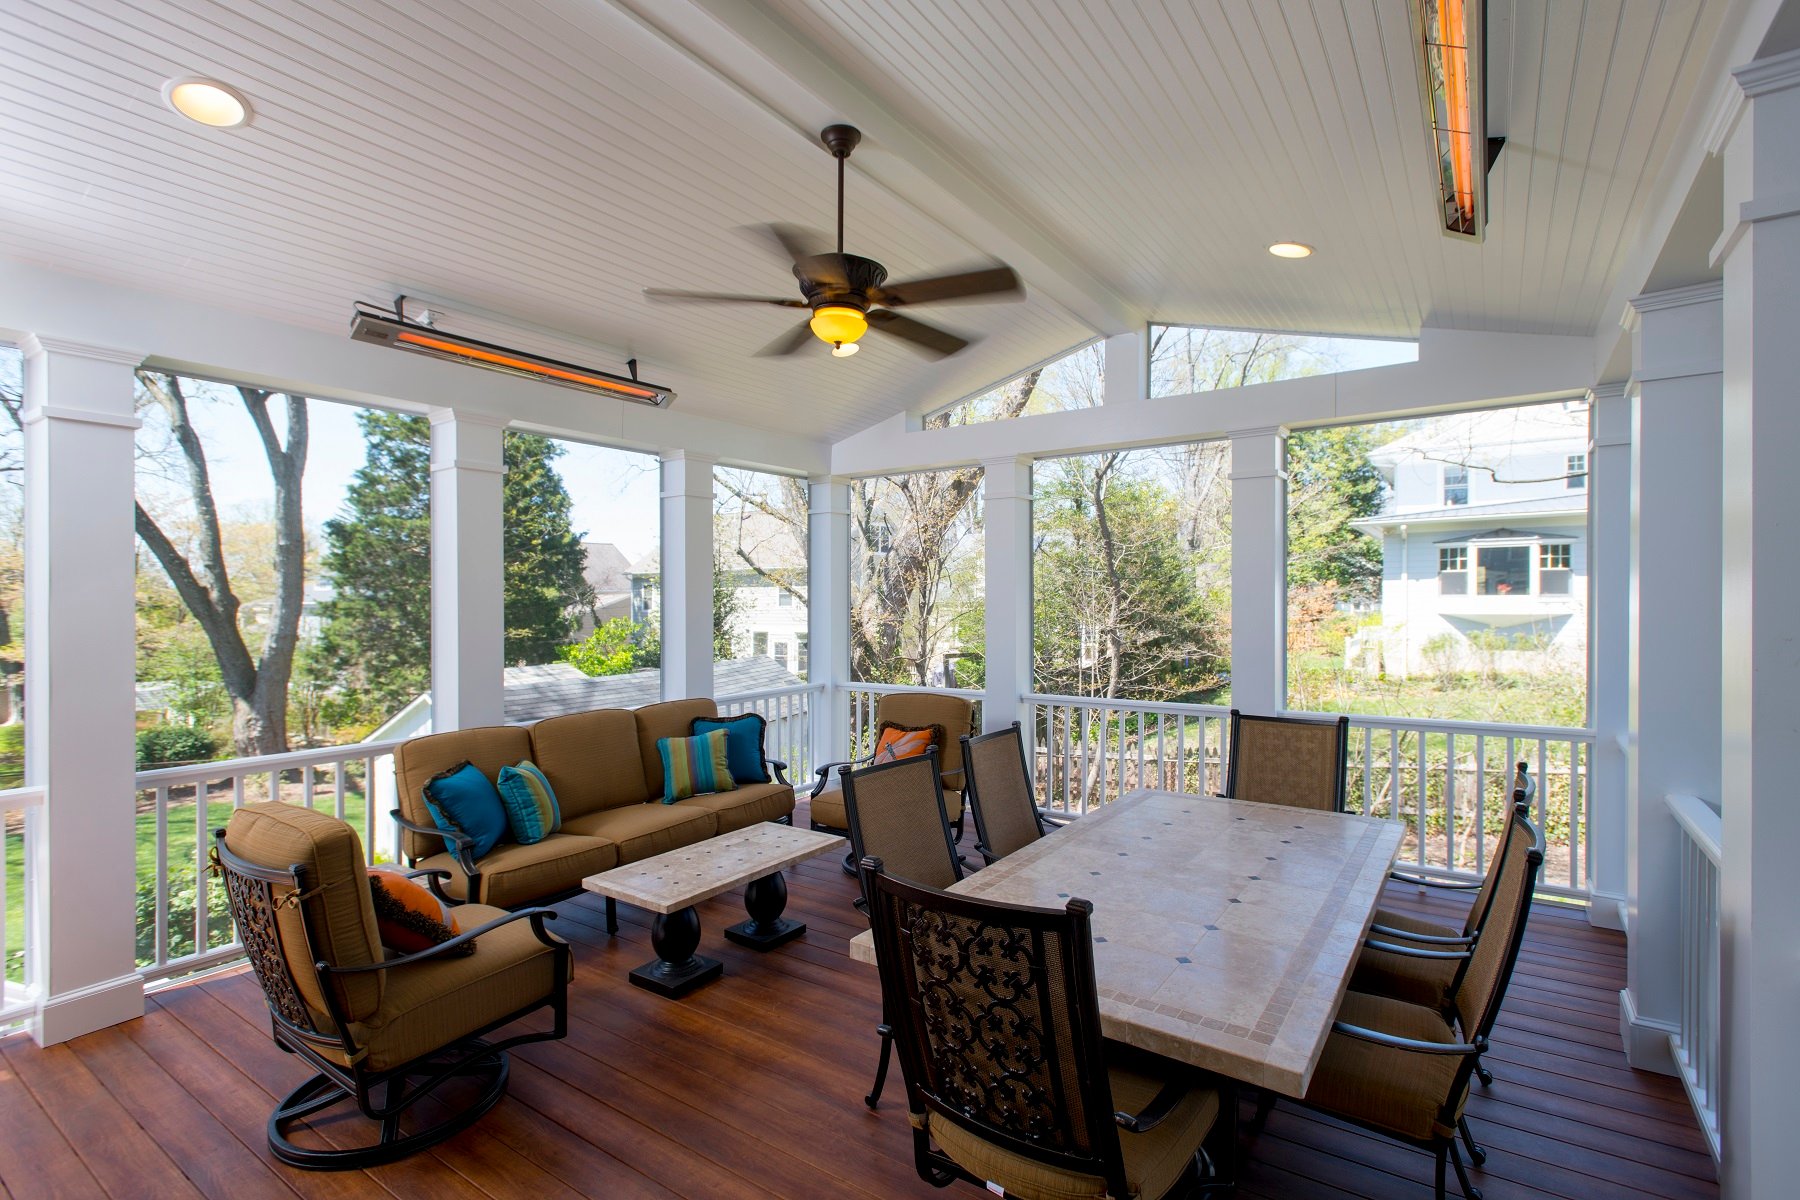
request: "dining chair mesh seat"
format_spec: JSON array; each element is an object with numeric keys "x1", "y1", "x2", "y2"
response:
[
  {"x1": 843, "y1": 751, "x2": 962, "y2": 891},
  {"x1": 1225, "y1": 710, "x2": 1350, "y2": 812},
  {"x1": 964, "y1": 723, "x2": 1044, "y2": 863}
]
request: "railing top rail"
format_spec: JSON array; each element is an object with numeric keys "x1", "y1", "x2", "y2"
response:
[
  {"x1": 846, "y1": 682, "x2": 984, "y2": 699},
  {"x1": 716, "y1": 682, "x2": 826, "y2": 704},
  {"x1": 135, "y1": 738, "x2": 406, "y2": 788},
  {"x1": 0, "y1": 784, "x2": 45, "y2": 812},
  {"x1": 1281, "y1": 708, "x2": 1594, "y2": 742},
  {"x1": 1024, "y1": 693, "x2": 1232, "y2": 719},
  {"x1": 1666, "y1": 793, "x2": 1722, "y2": 867}
]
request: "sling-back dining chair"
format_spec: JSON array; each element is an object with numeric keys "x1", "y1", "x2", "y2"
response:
[{"x1": 1223, "y1": 709, "x2": 1351, "y2": 812}]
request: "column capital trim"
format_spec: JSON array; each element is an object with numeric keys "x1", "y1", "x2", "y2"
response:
[
  {"x1": 18, "y1": 335, "x2": 144, "y2": 367},
  {"x1": 21, "y1": 404, "x2": 143, "y2": 431},
  {"x1": 1587, "y1": 381, "x2": 1628, "y2": 402},
  {"x1": 426, "y1": 408, "x2": 511, "y2": 429},
  {"x1": 428, "y1": 458, "x2": 506, "y2": 476},
  {"x1": 1734, "y1": 47, "x2": 1800, "y2": 99},
  {"x1": 1623, "y1": 282, "x2": 1724, "y2": 327},
  {"x1": 660, "y1": 449, "x2": 718, "y2": 466},
  {"x1": 1227, "y1": 424, "x2": 1287, "y2": 442},
  {"x1": 1710, "y1": 191, "x2": 1800, "y2": 268},
  {"x1": 1628, "y1": 361, "x2": 1723, "y2": 390}
]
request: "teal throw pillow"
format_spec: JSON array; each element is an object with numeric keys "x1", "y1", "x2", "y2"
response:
[
  {"x1": 691, "y1": 714, "x2": 770, "y2": 785},
  {"x1": 657, "y1": 729, "x2": 736, "y2": 802},
  {"x1": 421, "y1": 761, "x2": 508, "y2": 859},
  {"x1": 496, "y1": 760, "x2": 561, "y2": 846}
]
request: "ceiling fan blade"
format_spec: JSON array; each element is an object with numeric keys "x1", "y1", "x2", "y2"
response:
[
  {"x1": 746, "y1": 223, "x2": 850, "y2": 291},
  {"x1": 754, "y1": 320, "x2": 819, "y2": 358},
  {"x1": 871, "y1": 264, "x2": 1022, "y2": 307},
  {"x1": 866, "y1": 309, "x2": 971, "y2": 357},
  {"x1": 643, "y1": 288, "x2": 807, "y2": 308}
]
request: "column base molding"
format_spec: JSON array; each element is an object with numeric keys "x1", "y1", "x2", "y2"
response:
[
  {"x1": 1586, "y1": 891, "x2": 1627, "y2": 932},
  {"x1": 1618, "y1": 987, "x2": 1678, "y2": 1075},
  {"x1": 33, "y1": 972, "x2": 145, "y2": 1047}
]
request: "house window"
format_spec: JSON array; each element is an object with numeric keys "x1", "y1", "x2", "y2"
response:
[
  {"x1": 752, "y1": 631, "x2": 768, "y2": 657},
  {"x1": 1438, "y1": 546, "x2": 1469, "y2": 594},
  {"x1": 797, "y1": 635, "x2": 808, "y2": 678},
  {"x1": 1539, "y1": 543, "x2": 1572, "y2": 595},
  {"x1": 1477, "y1": 545, "x2": 1531, "y2": 595},
  {"x1": 776, "y1": 588, "x2": 792, "y2": 607},
  {"x1": 1566, "y1": 453, "x2": 1587, "y2": 490},
  {"x1": 1443, "y1": 464, "x2": 1468, "y2": 506},
  {"x1": 773, "y1": 641, "x2": 788, "y2": 671}
]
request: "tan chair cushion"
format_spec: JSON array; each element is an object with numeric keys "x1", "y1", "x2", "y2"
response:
[
  {"x1": 394, "y1": 726, "x2": 533, "y2": 861},
  {"x1": 634, "y1": 698, "x2": 720, "y2": 799},
  {"x1": 562, "y1": 802, "x2": 717, "y2": 863},
  {"x1": 924, "y1": 1055, "x2": 1222, "y2": 1200},
  {"x1": 528, "y1": 707, "x2": 649, "y2": 816},
  {"x1": 418, "y1": 833, "x2": 616, "y2": 907},
  {"x1": 676, "y1": 782, "x2": 795, "y2": 833},
  {"x1": 1302, "y1": 990, "x2": 1466, "y2": 1142},
  {"x1": 223, "y1": 803, "x2": 385, "y2": 1027},
  {"x1": 810, "y1": 786, "x2": 847, "y2": 831},
  {"x1": 334, "y1": 903, "x2": 565, "y2": 1073},
  {"x1": 1349, "y1": 908, "x2": 1463, "y2": 1012},
  {"x1": 877, "y1": 693, "x2": 973, "y2": 792}
]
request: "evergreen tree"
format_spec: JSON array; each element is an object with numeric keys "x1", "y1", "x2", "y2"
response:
[
  {"x1": 501, "y1": 431, "x2": 593, "y2": 664},
  {"x1": 1285, "y1": 426, "x2": 1386, "y2": 600}
]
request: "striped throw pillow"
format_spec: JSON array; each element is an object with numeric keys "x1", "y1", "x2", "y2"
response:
[
  {"x1": 658, "y1": 729, "x2": 736, "y2": 802},
  {"x1": 496, "y1": 761, "x2": 561, "y2": 845}
]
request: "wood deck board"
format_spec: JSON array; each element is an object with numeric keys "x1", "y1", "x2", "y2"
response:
[{"x1": 0, "y1": 801, "x2": 1716, "y2": 1200}]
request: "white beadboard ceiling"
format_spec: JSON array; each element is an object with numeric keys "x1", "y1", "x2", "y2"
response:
[{"x1": 0, "y1": 0, "x2": 1731, "y2": 439}]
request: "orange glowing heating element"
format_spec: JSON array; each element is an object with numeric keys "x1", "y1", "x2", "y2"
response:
[
  {"x1": 1440, "y1": 0, "x2": 1474, "y2": 225},
  {"x1": 394, "y1": 331, "x2": 660, "y2": 400}
]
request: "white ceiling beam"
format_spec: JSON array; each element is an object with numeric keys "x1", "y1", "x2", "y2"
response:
[{"x1": 605, "y1": 0, "x2": 1141, "y2": 337}]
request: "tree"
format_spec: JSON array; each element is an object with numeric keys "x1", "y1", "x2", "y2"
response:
[
  {"x1": 562, "y1": 617, "x2": 640, "y2": 676},
  {"x1": 133, "y1": 372, "x2": 308, "y2": 757},
  {"x1": 1285, "y1": 425, "x2": 1386, "y2": 599},
  {"x1": 502, "y1": 431, "x2": 593, "y2": 664},
  {"x1": 316, "y1": 411, "x2": 432, "y2": 717}
]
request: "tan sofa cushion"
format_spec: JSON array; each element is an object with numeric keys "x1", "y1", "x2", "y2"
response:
[
  {"x1": 1302, "y1": 990, "x2": 1466, "y2": 1141},
  {"x1": 528, "y1": 707, "x2": 649, "y2": 816},
  {"x1": 417, "y1": 833, "x2": 616, "y2": 907},
  {"x1": 634, "y1": 698, "x2": 719, "y2": 799},
  {"x1": 393, "y1": 726, "x2": 532, "y2": 861},
  {"x1": 562, "y1": 802, "x2": 717, "y2": 863},
  {"x1": 223, "y1": 803, "x2": 385, "y2": 1028},
  {"x1": 335, "y1": 903, "x2": 565, "y2": 1073},
  {"x1": 677, "y1": 781, "x2": 795, "y2": 833}
]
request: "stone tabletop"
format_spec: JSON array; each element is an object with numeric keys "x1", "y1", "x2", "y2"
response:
[
  {"x1": 583, "y1": 823, "x2": 845, "y2": 914},
  {"x1": 848, "y1": 789, "x2": 1402, "y2": 1096}
]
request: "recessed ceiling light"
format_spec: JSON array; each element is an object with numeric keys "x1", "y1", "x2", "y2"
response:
[
  {"x1": 1268, "y1": 242, "x2": 1315, "y2": 259},
  {"x1": 161, "y1": 77, "x2": 252, "y2": 128}
]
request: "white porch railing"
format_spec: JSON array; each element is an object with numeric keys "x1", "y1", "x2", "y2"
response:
[
  {"x1": 1025, "y1": 695, "x2": 1593, "y2": 895},
  {"x1": 134, "y1": 740, "x2": 403, "y2": 982},
  {"x1": 717, "y1": 682, "x2": 823, "y2": 782},
  {"x1": 1667, "y1": 792, "x2": 1722, "y2": 1162},
  {"x1": 843, "y1": 683, "x2": 986, "y2": 765},
  {"x1": 1, "y1": 785, "x2": 44, "y2": 1026}
]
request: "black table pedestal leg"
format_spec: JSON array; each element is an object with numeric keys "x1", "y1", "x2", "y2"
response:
[
  {"x1": 725, "y1": 871, "x2": 806, "y2": 950},
  {"x1": 629, "y1": 905, "x2": 722, "y2": 997}
]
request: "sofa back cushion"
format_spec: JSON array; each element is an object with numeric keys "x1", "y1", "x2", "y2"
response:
[
  {"x1": 635, "y1": 698, "x2": 719, "y2": 800},
  {"x1": 394, "y1": 725, "x2": 532, "y2": 861},
  {"x1": 529, "y1": 708, "x2": 649, "y2": 817}
]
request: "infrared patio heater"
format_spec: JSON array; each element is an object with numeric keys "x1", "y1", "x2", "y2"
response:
[{"x1": 1413, "y1": 0, "x2": 1504, "y2": 241}]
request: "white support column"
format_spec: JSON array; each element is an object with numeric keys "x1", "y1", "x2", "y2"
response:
[
  {"x1": 1585, "y1": 383, "x2": 1630, "y2": 930},
  {"x1": 660, "y1": 451, "x2": 715, "y2": 701},
  {"x1": 429, "y1": 410, "x2": 506, "y2": 731},
  {"x1": 982, "y1": 456, "x2": 1034, "y2": 733},
  {"x1": 1102, "y1": 332, "x2": 1146, "y2": 407},
  {"x1": 809, "y1": 477, "x2": 851, "y2": 768},
  {"x1": 21, "y1": 336, "x2": 147, "y2": 1045},
  {"x1": 1619, "y1": 283, "x2": 1723, "y2": 1074},
  {"x1": 1715, "y1": 48, "x2": 1800, "y2": 1200},
  {"x1": 1229, "y1": 428, "x2": 1287, "y2": 715}
]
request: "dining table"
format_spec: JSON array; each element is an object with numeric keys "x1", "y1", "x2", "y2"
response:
[{"x1": 847, "y1": 787, "x2": 1405, "y2": 1097}]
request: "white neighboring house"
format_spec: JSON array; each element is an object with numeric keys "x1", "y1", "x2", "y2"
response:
[{"x1": 1344, "y1": 403, "x2": 1590, "y2": 677}]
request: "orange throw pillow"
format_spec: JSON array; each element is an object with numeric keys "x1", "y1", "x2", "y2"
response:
[
  {"x1": 873, "y1": 721, "x2": 944, "y2": 764},
  {"x1": 368, "y1": 866, "x2": 471, "y2": 957}
]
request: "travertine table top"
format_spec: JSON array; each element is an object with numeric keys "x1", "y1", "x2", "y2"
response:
[
  {"x1": 582, "y1": 823, "x2": 845, "y2": 914},
  {"x1": 848, "y1": 789, "x2": 1402, "y2": 1096}
]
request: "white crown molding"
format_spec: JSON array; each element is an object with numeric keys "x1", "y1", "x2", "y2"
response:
[
  {"x1": 1625, "y1": 281, "x2": 1725, "y2": 319},
  {"x1": 20, "y1": 404, "x2": 143, "y2": 431},
  {"x1": 1734, "y1": 46, "x2": 1800, "y2": 99},
  {"x1": 1227, "y1": 424, "x2": 1287, "y2": 441},
  {"x1": 18, "y1": 334, "x2": 144, "y2": 367},
  {"x1": 427, "y1": 458, "x2": 505, "y2": 476},
  {"x1": 427, "y1": 407, "x2": 511, "y2": 429},
  {"x1": 1587, "y1": 381, "x2": 1628, "y2": 402}
]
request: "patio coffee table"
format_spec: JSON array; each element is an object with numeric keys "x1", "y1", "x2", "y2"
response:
[{"x1": 582, "y1": 823, "x2": 844, "y2": 998}]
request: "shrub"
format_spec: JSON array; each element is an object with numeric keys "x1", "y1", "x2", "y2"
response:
[
  {"x1": 136, "y1": 725, "x2": 219, "y2": 769},
  {"x1": 135, "y1": 865, "x2": 234, "y2": 966}
]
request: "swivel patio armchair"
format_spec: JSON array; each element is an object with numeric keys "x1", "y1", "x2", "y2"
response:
[
  {"x1": 961, "y1": 720, "x2": 1066, "y2": 865},
  {"x1": 214, "y1": 801, "x2": 571, "y2": 1169},
  {"x1": 861, "y1": 856, "x2": 1234, "y2": 1199},
  {"x1": 1222, "y1": 709, "x2": 1350, "y2": 812}
]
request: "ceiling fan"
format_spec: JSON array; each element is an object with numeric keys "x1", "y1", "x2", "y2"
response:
[{"x1": 644, "y1": 124, "x2": 1023, "y2": 359}]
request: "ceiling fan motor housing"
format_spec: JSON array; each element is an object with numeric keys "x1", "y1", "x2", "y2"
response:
[{"x1": 796, "y1": 253, "x2": 888, "y2": 311}]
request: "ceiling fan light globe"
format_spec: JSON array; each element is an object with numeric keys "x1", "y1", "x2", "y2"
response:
[
  {"x1": 809, "y1": 304, "x2": 868, "y2": 347},
  {"x1": 831, "y1": 341, "x2": 859, "y2": 357}
]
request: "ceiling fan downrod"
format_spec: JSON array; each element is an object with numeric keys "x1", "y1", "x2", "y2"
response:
[{"x1": 821, "y1": 124, "x2": 861, "y2": 256}]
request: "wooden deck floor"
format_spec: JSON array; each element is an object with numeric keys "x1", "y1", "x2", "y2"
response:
[{"x1": 0, "y1": 801, "x2": 1717, "y2": 1200}]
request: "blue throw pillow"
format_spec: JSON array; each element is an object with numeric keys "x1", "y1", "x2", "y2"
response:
[
  {"x1": 691, "y1": 714, "x2": 770, "y2": 785},
  {"x1": 496, "y1": 761, "x2": 561, "y2": 846},
  {"x1": 421, "y1": 761, "x2": 508, "y2": 860}
]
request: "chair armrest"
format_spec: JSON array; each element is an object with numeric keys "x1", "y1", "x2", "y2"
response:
[
  {"x1": 1388, "y1": 869, "x2": 1483, "y2": 891},
  {"x1": 1362, "y1": 938, "x2": 1472, "y2": 961},
  {"x1": 1037, "y1": 809, "x2": 1070, "y2": 828},
  {"x1": 766, "y1": 758, "x2": 790, "y2": 787},
  {"x1": 322, "y1": 906, "x2": 563, "y2": 975},
  {"x1": 809, "y1": 754, "x2": 876, "y2": 798},
  {"x1": 400, "y1": 867, "x2": 453, "y2": 884},
  {"x1": 1332, "y1": 1020, "x2": 1482, "y2": 1056},
  {"x1": 1114, "y1": 1075, "x2": 1196, "y2": 1133},
  {"x1": 391, "y1": 808, "x2": 478, "y2": 878},
  {"x1": 1367, "y1": 923, "x2": 1475, "y2": 947}
]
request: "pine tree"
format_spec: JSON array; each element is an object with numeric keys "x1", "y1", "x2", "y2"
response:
[{"x1": 501, "y1": 431, "x2": 593, "y2": 665}]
